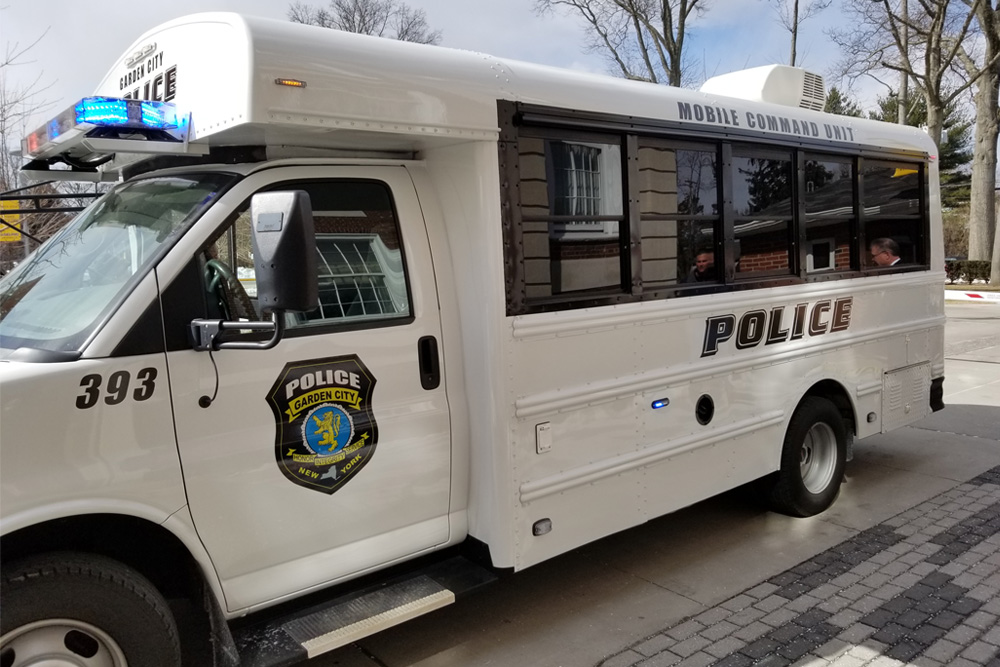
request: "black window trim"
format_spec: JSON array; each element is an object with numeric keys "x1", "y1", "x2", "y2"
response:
[
  {"x1": 500, "y1": 101, "x2": 932, "y2": 317},
  {"x1": 201, "y1": 177, "x2": 416, "y2": 341}
]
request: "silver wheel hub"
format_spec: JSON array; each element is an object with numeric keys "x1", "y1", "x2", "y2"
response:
[
  {"x1": 0, "y1": 620, "x2": 128, "y2": 667},
  {"x1": 799, "y1": 421, "x2": 837, "y2": 494}
]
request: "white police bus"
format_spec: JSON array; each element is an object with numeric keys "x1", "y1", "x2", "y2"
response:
[{"x1": 0, "y1": 12, "x2": 944, "y2": 666}]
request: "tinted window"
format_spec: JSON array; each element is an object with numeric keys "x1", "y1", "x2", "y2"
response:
[
  {"x1": 733, "y1": 152, "x2": 794, "y2": 277},
  {"x1": 203, "y1": 180, "x2": 411, "y2": 330},
  {"x1": 804, "y1": 157, "x2": 854, "y2": 273},
  {"x1": 519, "y1": 134, "x2": 625, "y2": 298},
  {"x1": 638, "y1": 140, "x2": 719, "y2": 288},
  {"x1": 863, "y1": 162, "x2": 924, "y2": 267}
]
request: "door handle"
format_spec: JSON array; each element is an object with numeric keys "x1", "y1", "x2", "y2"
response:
[{"x1": 417, "y1": 336, "x2": 441, "y2": 390}]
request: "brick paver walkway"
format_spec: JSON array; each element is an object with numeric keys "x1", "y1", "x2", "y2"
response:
[{"x1": 599, "y1": 467, "x2": 1000, "y2": 667}]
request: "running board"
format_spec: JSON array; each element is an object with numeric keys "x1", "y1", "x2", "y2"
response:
[{"x1": 233, "y1": 556, "x2": 496, "y2": 666}]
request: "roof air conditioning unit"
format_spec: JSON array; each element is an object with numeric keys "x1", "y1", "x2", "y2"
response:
[{"x1": 699, "y1": 65, "x2": 826, "y2": 111}]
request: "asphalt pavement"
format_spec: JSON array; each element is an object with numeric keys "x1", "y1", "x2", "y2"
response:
[{"x1": 311, "y1": 303, "x2": 1000, "y2": 667}]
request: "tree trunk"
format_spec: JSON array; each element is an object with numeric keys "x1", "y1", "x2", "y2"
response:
[
  {"x1": 923, "y1": 100, "x2": 944, "y2": 151},
  {"x1": 790, "y1": 0, "x2": 799, "y2": 66},
  {"x1": 968, "y1": 11, "x2": 1000, "y2": 262},
  {"x1": 991, "y1": 190, "x2": 1000, "y2": 285},
  {"x1": 968, "y1": 85, "x2": 999, "y2": 260}
]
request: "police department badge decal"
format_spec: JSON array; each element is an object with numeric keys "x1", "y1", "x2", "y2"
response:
[{"x1": 266, "y1": 355, "x2": 378, "y2": 494}]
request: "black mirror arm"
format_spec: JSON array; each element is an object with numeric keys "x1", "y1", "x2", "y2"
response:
[{"x1": 189, "y1": 313, "x2": 286, "y2": 351}]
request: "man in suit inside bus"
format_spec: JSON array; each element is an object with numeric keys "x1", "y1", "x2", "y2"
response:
[{"x1": 870, "y1": 238, "x2": 901, "y2": 267}]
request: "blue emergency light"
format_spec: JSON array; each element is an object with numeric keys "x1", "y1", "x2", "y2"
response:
[
  {"x1": 74, "y1": 97, "x2": 179, "y2": 129},
  {"x1": 24, "y1": 97, "x2": 182, "y2": 160}
]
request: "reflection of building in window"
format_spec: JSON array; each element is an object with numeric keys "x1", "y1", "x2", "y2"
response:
[
  {"x1": 807, "y1": 237, "x2": 836, "y2": 272},
  {"x1": 518, "y1": 136, "x2": 624, "y2": 297},
  {"x1": 637, "y1": 141, "x2": 719, "y2": 287},
  {"x1": 861, "y1": 164, "x2": 923, "y2": 264},
  {"x1": 803, "y1": 159, "x2": 853, "y2": 273},
  {"x1": 309, "y1": 234, "x2": 408, "y2": 321},
  {"x1": 554, "y1": 143, "x2": 601, "y2": 216},
  {"x1": 733, "y1": 155, "x2": 793, "y2": 275},
  {"x1": 548, "y1": 141, "x2": 621, "y2": 239}
]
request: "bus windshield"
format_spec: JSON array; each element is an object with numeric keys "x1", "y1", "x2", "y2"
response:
[{"x1": 0, "y1": 173, "x2": 236, "y2": 356}]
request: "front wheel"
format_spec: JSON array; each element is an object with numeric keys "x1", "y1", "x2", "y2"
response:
[
  {"x1": 766, "y1": 397, "x2": 848, "y2": 517},
  {"x1": 0, "y1": 552, "x2": 181, "y2": 667}
]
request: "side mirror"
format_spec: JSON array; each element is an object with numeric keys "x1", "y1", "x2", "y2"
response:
[
  {"x1": 251, "y1": 191, "x2": 319, "y2": 313},
  {"x1": 189, "y1": 191, "x2": 318, "y2": 352}
]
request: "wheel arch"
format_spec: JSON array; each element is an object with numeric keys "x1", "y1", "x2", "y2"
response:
[
  {"x1": 1, "y1": 513, "x2": 203, "y2": 601},
  {"x1": 1, "y1": 512, "x2": 238, "y2": 665},
  {"x1": 801, "y1": 379, "x2": 857, "y2": 437}
]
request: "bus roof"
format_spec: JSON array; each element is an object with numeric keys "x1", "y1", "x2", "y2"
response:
[{"x1": 85, "y1": 12, "x2": 934, "y2": 158}]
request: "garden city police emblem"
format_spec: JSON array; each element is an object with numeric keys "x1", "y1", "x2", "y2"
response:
[{"x1": 266, "y1": 355, "x2": 378, "y2": 494}]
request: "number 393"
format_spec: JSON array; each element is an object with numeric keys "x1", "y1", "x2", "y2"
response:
[{"x1": 76, "y1": 368, "x2": 158, "y2": 409}]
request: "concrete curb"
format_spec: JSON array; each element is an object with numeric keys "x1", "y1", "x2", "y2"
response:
[{"x1": 944, "y1": 289, "x2": 1000, "y2": 303}]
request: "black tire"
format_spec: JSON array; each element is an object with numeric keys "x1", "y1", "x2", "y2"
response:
[
  {"x1": 767, "y1": 396, "x2": 848, "y2": 518},
  {"x1": 0, "y1": 552, "x2": 181, "y2": 667}
]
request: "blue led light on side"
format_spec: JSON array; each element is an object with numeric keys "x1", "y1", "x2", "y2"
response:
[
  {"x1": 651, "y1": 398, "x2": 669, "y2": 409},
  {"x1": 76, "y1": 97, "x2": 131, "y2": 126},
  {"x1": 139, "y1": 101, "x2": 178, "y2": 129},
  {"x1": 73, "y1": 97, "x2": 179, "y2": 130}
]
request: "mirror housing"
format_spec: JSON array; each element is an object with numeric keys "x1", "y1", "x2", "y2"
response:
[
  {"x1": 189, "y1": 191, "x2": 318, "y2": 352},
  {"x1": 251, "y1": 191, "x2": 319, "y2": 313}
]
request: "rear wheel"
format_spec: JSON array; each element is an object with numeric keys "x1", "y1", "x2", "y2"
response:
[
  {"x1": 767, "y1": 397, "x2": 848, "y2": 517},
  {"x1": 0, "y1": 552, "x2": 181, "y2": 667}
]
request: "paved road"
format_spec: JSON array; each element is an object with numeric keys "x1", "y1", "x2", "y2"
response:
[{"x1": 307, "y1": 303, "x2": 1000, "y2": 667}]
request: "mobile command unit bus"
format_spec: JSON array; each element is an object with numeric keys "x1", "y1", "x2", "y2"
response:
[{"x1": 0, "y1": 12, "x2": 945, "y2": 667}]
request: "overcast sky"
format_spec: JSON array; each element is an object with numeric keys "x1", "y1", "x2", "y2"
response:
[{"x1": 2, "y1": 0, "x2": 877, "y2": 138}]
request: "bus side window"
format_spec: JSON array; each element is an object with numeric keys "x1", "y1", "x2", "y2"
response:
[
  {"x1": 732, "y1": 148, "x2": 795, "y2": 278},
  {"x1": 804, "y1": 156, "x2": 855, "y2": 273},
  {"x1": 862, "y1": 162, "x2": 925, "y2": 268},
  {"x1": 637, "y1": 138, "x2": 720, "y2": 289}
]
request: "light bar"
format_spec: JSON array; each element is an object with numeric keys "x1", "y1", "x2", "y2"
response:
[
  {"x1": 23, "y1": 97, "x2": 182, "y2": 160},
  {"x1": 74, "y1": 97, "x2": 179, "y2": 129}
]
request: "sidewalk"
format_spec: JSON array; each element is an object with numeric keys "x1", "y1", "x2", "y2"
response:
[{"x1": 599, "y1": 468, "x2": 1000, "y2": 667}]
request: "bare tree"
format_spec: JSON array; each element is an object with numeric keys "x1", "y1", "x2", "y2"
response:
[
  {"x1": 830, "y1": 0, "x2": 1000, "y2": 283},
  {"x1": 766, "y1": 0, "x2": 831, "y2": 67},
  {"x1": 829, "y1": 0, "x2": 987, "y2": 148},
  {"x1": 534, "y1": 0, "x2": 707, "y2": 86},
  {"x1": 288, "y1": 0, "x2": 442, "y2": 44},
  {"x1": 1, "y1": 26, "x2": 68, "y2": 272},
  {"x1": 1, "y1": 29, "x2": 52, "y2": 193},
  {"x1": 953, "y1": 2, "x2": 998, "y2": 271}
]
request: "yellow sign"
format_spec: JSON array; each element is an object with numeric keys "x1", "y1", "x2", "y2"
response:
[{"x1": 0, "y1": 200, "x2": 22, "y2": 243}]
